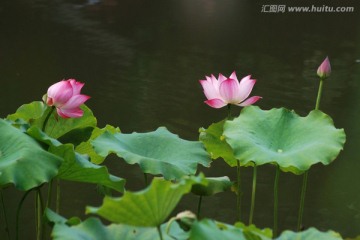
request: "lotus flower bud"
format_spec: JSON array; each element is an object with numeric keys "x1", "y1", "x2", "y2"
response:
[{"x1": 317, "y1": 57, "x2": 331, "y2": 79}]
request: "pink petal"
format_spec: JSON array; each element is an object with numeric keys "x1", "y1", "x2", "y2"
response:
[
  {"x1": 47, "y1": 81, "x2": 73, "y2": 106},
  {"x1": 237, "y1": 96, "x2": 262, "y2": 106},
  {"x1": 219, "y1": 78, "x2": 241, "y2": 104},
  {"x1": 68, "y1": 79, "x2": 85, "y2": 95},
  {"x1": 62, "y1": 95, "x2": 90, "y2": 109},
  {"x1": 218, "y1": 73, "x2": 227, "y2": 84},
  {"x1": 205, "y1": 99, "x2": 227, "y2": 108},
  {"x1": 238, "y1": 76, "x2": 256, "y2": 102},
  {"x1": 57, "y1": 108, "x2": 84, "y2": 118},
  {"x1": 229, "y1": 71, "x2": 238, "y2": 81},
  {"x1": 210, "y1": 74, "x2": 218, "y2": 83},
  {"x1": 199, "y1": 80, "x2": 220, "y2": 100}
]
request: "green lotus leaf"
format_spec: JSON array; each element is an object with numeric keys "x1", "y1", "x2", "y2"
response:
[
  {"x1": 276, "y1": 227, "x2": 342, "y2": 240},
  {"x1": 47, "y1": 209, "x2": 186, "y2": 240},
  {"x1": 199, "y1": 120, "x2": 238, "y2": 167},
  {"x1": 234, "y1": 222, "x2": 272, "y2": 239},
  {"x1": 188, "y1": 219, "x2": 271, "y2": 240},
  {"x1": 0, "y1": 119, "x2": 62, "y2": 190},
  {"x1": 223, "y1": 106, "x2": 346, "y2": 174},
  {"x1": 7, "y1": 101, "x2": 46, "y2": 124},
  {"x1": 76, "y1": 125, "x2": 121, "y2": 164},
  {"x1": 27, "y1": 127, "x2": 125, "y2": 192},
  {"x1": 7, "y1": 101, "x2": 97, "y2": 139},
  {"x1": 86, "y1": 175, "x2": 206, "y2": 227},
  {"x1": 91, "y1": 127, "x2": 211, "y2": 180},
  {"x1": 191, "y1": 176, "x2": 232, "y2": 196}
]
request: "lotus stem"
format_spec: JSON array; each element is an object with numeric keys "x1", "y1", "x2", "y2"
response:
[
  {"x1": 297, "y1": 77, "x2": 324, "y2": 231},
  {"x1": 315, "y1": 79, "x2": 324, "y2": 111},
  {"x1": 197, "y1": 195, "x2": 203, "y2": 218},
  {"x1": 0, "y1": 189, "x2": 10, "y2": 240},
  {"x1": 273, "y1": 165, "x2": 280, "y2": 237},
  {"x1": 56, "y1": 178, "x2": 61, "y2": 213},
  {"x1": 144, "y1": 173, "x2": 148, "y2": 186},
  {"x1": 46, "y1": 180, "x2": 53, "y2": 209},
  {"x1": 16, "y1": 190, "x2": 32, "y2": 240},
  {"x1": 36, "y1": 188, "x2": 44, "y2": 240},
  {"x1": 249, "y1": 164, "x2": 257, "y2": 225},
  {"x1": 157, "y1": 225, "x2": 163, "y2": 240},
  {"x1": 42, "y1": 107, "x2": 55, "y2": 132},
  {"x1": 236, "y1": 160, "x2": 241, "y2": 221},
  {"x1": 227, "y1": 104, "x2": 232, "y2": 119},
  {"x1": 297, "y1": 171, "x2": 308, "y2": 231}
]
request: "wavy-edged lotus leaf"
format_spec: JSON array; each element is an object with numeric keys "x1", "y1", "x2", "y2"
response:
[
  {"x1": 86, "y1": 175, "x2": 207, "y2": 227},
  {"x1": 76, "y1": 125, "x2": 121, "y2": 164},
  {"x1": 199, "y1": 120, "x2": 238, "y2": 167},
  {"x1": 0, "y1": 119, "x2": 62, "y2": 190},
  {"x1": 191, "y1": 176, "x2": 232, "y2": 196},
  {"x1": 234, "y1": 222, "x2": 272, "y2": 239},
  {"x1": 7, "y1": 101, "x2": 97, "y2": 140},
  {"x1": 27, "y1": 127, "x2": 125, "y2": 192},
  {"x1": 47, "y1": 209, "x2": 187, "y2": 240},
  {"x1": 276, "y1": 227, "x2": 342, "y2": 240},
  {"x1": 223, "y1": 106, "x2": 346, "y2": 174},
  {"x1": 189, "y1": 219, "x2": 271, "y2": 240},
  {"x1": 91, "y1": 127, "x2": 211, "y2": 180}
]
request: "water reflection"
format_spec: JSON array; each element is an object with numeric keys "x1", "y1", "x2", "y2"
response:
[{"x1": 0, "y1": 0, "x2": 360, "y2": 237}]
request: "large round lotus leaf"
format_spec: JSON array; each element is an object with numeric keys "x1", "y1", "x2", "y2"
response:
[
  {"x1": 92, "y1": 127, "x2": 211, "y2": 180},
  {"x1": 27, "y1": 127, "x2": 125, "y2": 192},
  {"x1": 276, "y1": 227, "x2": 342, "y2": 240},
  {"x1": 199, "y1": 120, "x2": 238, "y2": 167},
  {"x1": 191, "y1": 176, "x2": 232, "y2": 196},
  {"x1": 0, "y1": 119, "x2": 62, "y2": 190},
  {"x1": 47, "y1": 209, "x2": 186, "y2": 240},
  {"x1": 7, "y1": 101, "x2": 97, "y2": 140},
  {"x1": 86, "y1": 175, "x2": 206, "y2": 227},
  {"x1": 223, "y1": 106, "x2": 346, "y2": 174},
  {"x1": 188, "y1": 219, "x2": 271, "y2": 240}
]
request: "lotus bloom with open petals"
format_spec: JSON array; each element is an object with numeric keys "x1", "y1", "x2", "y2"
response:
[
  {"x1": 45, "y1": 79, "x2": 90, "y2": 118},
  {"x1": 317, "y1": 57, "x2": 331, "y2": 79},
  {"x1": 199, "y1": 71, "x2": 261, "y2": 109}
]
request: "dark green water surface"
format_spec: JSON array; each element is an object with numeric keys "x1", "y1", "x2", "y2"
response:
[{"x1": 0, "y1": 0, "x2": 359, "y2": 238}]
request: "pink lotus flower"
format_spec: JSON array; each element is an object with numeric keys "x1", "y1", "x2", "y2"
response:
[
  {"x1": 45, "y1": 79, "x2": 90, "y2": 118},
  {"x1": 199, "y1": 71, "x2": 261, "y2": 108},
  {"x1": 317, "y1": 57, "x2": 331, "y2": 79}
]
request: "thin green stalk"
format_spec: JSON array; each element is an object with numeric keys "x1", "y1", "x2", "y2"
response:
[
  {"x1": 36, "y1": 188, "x2": 44, "y2": 240},
  {"x1": 42, "y1": 107, "x2": 55, "y2": 132},
  {"x1": 227, "y1": 104, "x2": 232, "y2": 119},
  {"x1": 56, "y1": 179, "x2": 61, "y2": 213},
  {"x1": 297, "y1": 171, "x2": 308, "y2": 231},
  {"x1": 144, "y1": 173, "x2": 148, "y2": 186},
  {"x1": 157, "y1": 225, "x2": 163, "y2": 240},
  {"x1": 0, "y1": 189, "x2": 10, "y2": 240},
  {"x1": 16, "y1": 190, "x2": 32, "y2": 240},
  {"x1": 46, "y1": 180, "x2": 53, "y2": 209},
  {"x1": 297, "y1": 78, "x2": 324, "y2": 231},
  {"x1": 197, "y1": 195, "x2": 203, "y2": 218},
  {"x1": 273, "y1": 166, "x2": 280, "y2": 237},
  {"x1": 236, "y1": 160, "x2": 241, "y2": 221},
  {"x1": 315, "y1": 79, "x2": 324, "y2": 111},
  {"x1": 249, "y1": 165, "x2": 257, "y2": 225}
]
